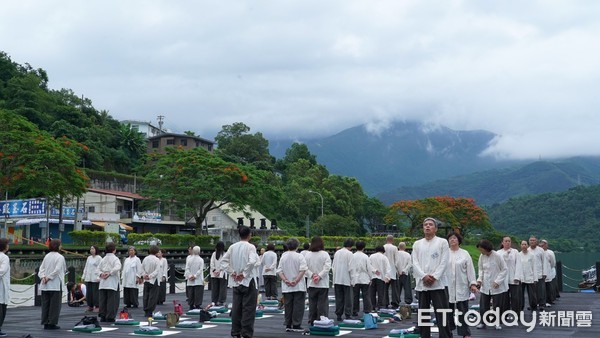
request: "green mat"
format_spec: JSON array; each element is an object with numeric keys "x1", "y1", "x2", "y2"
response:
[
  {"x1": 115, "y1": 320, "x2": 140, "y2": 325},
  {"x1": 210, "y1": 317, "x2": 232, "y2": 323},
  {"x1": 338, "y1": 323, "x2": 364, "y2": 328},
  {"x1": 133, "y1": 328, "x2": 163, "y2": 335},
  {"x1": 388, "y1": 334, "x2": 419, "y2": 338},
  {"x1": 255, "y1": 311, "x2": 264, "y2": 318},
  {"x1": 309, "y1": 330, "x2": 340, "y2": 336}
]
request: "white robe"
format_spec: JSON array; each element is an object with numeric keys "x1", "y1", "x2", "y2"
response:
[
  {"x1": 412, "y1": 236, "x2": 449, "y2": 291},
  {"x1": 277, "y1": 251, "x2": 308, "y2": 293},
  {"x1": 332, "y1": 247, "x2": 353, "y2": 286},
  {"x1": 383, "y1": 243, "x2": 398, "y2": 279},
  {"x1": 122, "y1": 255, "x2": 142, "y2": 288},
  {"x1": 185, "y1": 255, "x2": 205, "y2": 286},
  {"x1": 477, "y1": 250, "x2": 508, "y2": 295},
  {"x1": 0, "y1": 252, "x2": 10, "y2": 304},
  {"x1": 351, "y1": 251, "x2": 375, "y2": 285},
  {"x1": 498, "y1": 248, "x2": 521, "y2": 285},
  {"x1": 98, "y1": 253, "x2": 122, "y2": 291},
  {"x1": 38, "y1": 251, "x2": 67, "y2": 291},
  {"x1": 220, "y1": 240, "x2": 259, "y2": 288},
  {"x1": 210, "y1": 252, "x2": 226, "y2": 278},
  {"x1": 142, "y1": 254, "x2": 161, "y2": 285},
  {"x1": 396, "y1": 250, "x2": 412, "y2": 276},
  {"x1": 261, "y1": 251, "x2": 278, "y2": 276},
  {"x1": 516, "y1": 250, "x2": 539, "y2": 283},
  {"x1": 545, "y1": 249, "x2": 556, "y2": 281},
  {"x1": 82, "y1": 255, "x2": 102, "y2": 283},
  {"x1": 447, "y1": 248, "x2": 476, "y2": 303},
  {"x1": 305, "y1": 251, "x2": 332, "y2": 288},
  {"x1": 530, "y1": 246, "x2": 546, "y2": 279},
  {"x1": 369, "y1": 252, "x2": 391, "y2": 281}
]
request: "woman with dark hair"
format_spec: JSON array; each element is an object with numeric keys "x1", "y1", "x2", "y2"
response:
[
  {"x1": 185, "y1": 246, "x2": 205, "y2": 310},
  {"x1": 81, "y1": 245, "x2": 101, "y2": 312},
  {"x1": 122, "y1": 246, "x2": 142, "y2": 308},
  {"x1": 476, "y1": 239, "x2": 508, "y2": 330},
  {"x1": 304, "y1": 236, "x2": 331, "y2": 325},
  {"x1": 262, "y1": 243, "x2": 278, "y2": 300},
  {"x1": 38, "y1": 239, "x2": 66, "y2": 330},
  {"x1": 67, "y1": 282, "x2": 87, "y2": 307},
  {"x1": 157, "y1": 249, "x2": 168, "y2": 305},
  {"x1": 447, "y1": 232, "x2": 477, "y2": 338},
  {"x1": 98, "y1": 242, "x2": 121, "y2": 323},
  {"x1": 210, "y1": 241, "x2": 227, "y2": 305}
]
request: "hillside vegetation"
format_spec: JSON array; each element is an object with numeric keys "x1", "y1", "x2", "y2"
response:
[{"x1": 486, "y1": 185, "x2": 600, "y2": 252}]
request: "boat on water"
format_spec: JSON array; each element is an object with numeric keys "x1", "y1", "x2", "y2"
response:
[{"x1": 579, "y1": 265, "x2": 597, "y2": 289}]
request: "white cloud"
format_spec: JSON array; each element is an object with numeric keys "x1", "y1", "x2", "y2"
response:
[{"x1": 1, "y1": 0, "x2": 600, "y2": 159}]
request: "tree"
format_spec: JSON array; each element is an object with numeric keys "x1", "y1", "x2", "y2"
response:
[
  {"x1": 0, "y1": 109, "x2": 88, "y2": 200},
  {"x1": 311, "y1": 214, "x2": 363, "y2": 236},
  {"x1": 140, "y1": 146, "x2": 276, "y2": 235},
  {"x1": 214, "y1": 122, "x2": 275, "y2": 170},
  {"x1": 386, "y1": 196, "x2": 493, "y2": 236}
]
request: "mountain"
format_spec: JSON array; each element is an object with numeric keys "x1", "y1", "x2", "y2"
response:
[
  {"x1": 377, "y1": 157, "x2": 600, "y2": 206},
  {"x1": 486, "y1": 184, "x2": 600, "y2": 252},
  {"x1": 270, "y1": 120, "x2": 519, "y2": 195}
]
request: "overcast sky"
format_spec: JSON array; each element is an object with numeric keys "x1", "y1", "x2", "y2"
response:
[{"x1": 2, "y1": 0, "x2": 599, "y2": 160}]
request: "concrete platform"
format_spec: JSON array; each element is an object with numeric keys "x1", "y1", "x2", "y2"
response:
[{"x1": 3, "y1": 290, "x2": 599, "y2": 337}]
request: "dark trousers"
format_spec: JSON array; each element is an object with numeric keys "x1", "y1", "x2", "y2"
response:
[
  {"x1": 384, "y1": 278, "x2": 400, "y2": 307},
  {"x1": 352, "y1": 283, "x2": 372, "y2": 314},
  {"x1": 188, "y1": 285, "x2": 205, "y2": 309},
  {"x1": 41, "y1": 290, "x2": 62, "y2": 325},
  {"x1": 99, "y1": 288, "x2": 120, "y2": 320},
  {"x1": 123, "y1": 287, "x2": 139, "y2": 307},
  {"x1": 450, "y1": 300, "x2": 471, "y2": 337},
  {"x1": 546, "y1": 280, "x2": 555, "y2": 303},
  {"x1": 506, "y1": 284, "x2": 522, "y2": 313},
  {"x1": 537, "y1": 277, "x2": 546, "y2": 308},
  {"x1": 284, "y1": 291, "x2": 306, "y2": 328},
  {"x1": 85, "y1": 281, "x2": 99, "y2": 308},
  {"x1": 159, "y1": 280, "x2": 167, "y2": 304},
  {"x1": 231, "y1": 279, "x2": 258, "y2": 338},
  {"x1": 416, "y1": 289, "x2": 453, "y2": 338},
  {"x1": 522, "y1": 282, "x2": 538, "y2": 310},
  {"x1": 480, "y1": 291, "x2": 506, "y2": 325},
  {"x1": 307, "y1": 287, "x2": 329, "y2": 325},
  {"x1": 370, "y1": 278, "x2": 386, "y2": 310},
  {"x1": 334, "y1": 284, "x2": 353, "y2": 319},
  {"x1": 397, "y1": 274, "x2": 413, "y2": 304},
  {"x1": 0, "y1": 303, "x2": 7, "y2": 329},
  {"x1": 143, "y1": 281, "x2": 160, "y2": 317},
  {"x1": 211, "y1": 277, "x2": 228, "y2": 304},
  {"x1": 264, "y1": 275, "x2": 278, "y2": 299}
]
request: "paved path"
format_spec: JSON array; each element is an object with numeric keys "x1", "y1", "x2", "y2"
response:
[{"x1": 3, "y1": 288, "x2": 599, "y2": 337}]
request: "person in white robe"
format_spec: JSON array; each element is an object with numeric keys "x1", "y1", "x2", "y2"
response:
[
  {"x1": 499, "y1": 236, "x2": 522, "y2": 313},
  {"x1": 98, "y1": 242, "x2": 122, "y2": 322},
  {"x1": 122, "y1": 246, "x2": 142, "y2": 308},
  {"x1": 396, "y1": 242, "x2": 413, "y2": 305},
  {"x1": 447, "y1": 232, "x2": 477, "y2": 338},
  {"x1": 304, "y1": 236, "x2": 332, "y2": 325},
  {"x1": 81, "y1": 245, "x2": 102, "y2": 312},
  {"x1": 332, "y1": 238, "x2": 354, "y2": 321},
  {"x1": 476, "y1": 239, "x2": 508, "y2": 330},
  {"x1": 277, "y1": 237, "x2": 308, "y2": 332},
  {"x1": 529, "y1": 236, "x2": 547, "y2": 310},
  {"x1": 350, "y1": 240, "x2": 374, "y2": 315},
  {"x1": 38, "y1": 239, "x2": 67, "y2": 330},
  {"x1": 262, "y1": 244, "x2": 278, "y2": 300},
  {"x1": 185, "y1": 245, "x2": 205, "y2": 310},
  {"x1": 369, "y1": 245, "x2": 391, "y2": 311},
  {"x1": 383, "y1": 235, "x2": 400, "y2": 308},
  {"x1": 210, "y1": 241, "x2": 227, "y2": 305},
  {"x1": 517, "y1": 240, "x2": 539, "y2": 311},
  {"x1": 141, "y1": 245, "x2": 161, "y2": 317},
  {"x1": 0, "y1": 238, "x2": 10, "y2": 336}
]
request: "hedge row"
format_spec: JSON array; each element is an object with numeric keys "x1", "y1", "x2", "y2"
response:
[
  {"x1": 264, "y1": 235, "x2": 418, "y2": 249},
  {"x1": 69, "y1": 230, "x2": 114, "y2": 246},
  {"x1": 127, "y1": 233, "x2": 220, "y2": 248}
]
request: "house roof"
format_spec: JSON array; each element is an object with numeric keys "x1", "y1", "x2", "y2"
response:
[
  {"x1": 147, "y1": 132, "x2": 214, "y2": 145},
  {"x1": 218, "y1": 203, "x2": 270, "y2": 225},
  {"x1": 87, "y1": 188, "x2": 145, "y2": 200}
]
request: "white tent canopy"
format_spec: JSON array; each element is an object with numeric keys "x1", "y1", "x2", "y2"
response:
[{"x1": 15, "y1": 218, "x2": 92, "y2": 226}]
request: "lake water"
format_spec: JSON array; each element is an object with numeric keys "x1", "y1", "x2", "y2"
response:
[{"x1": 556, "y1": 252, "x2": 600, "y2": 292}]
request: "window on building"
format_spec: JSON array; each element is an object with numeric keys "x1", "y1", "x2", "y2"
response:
[
  {"x1": 166, "y1": 139, "x2": 175, "y2": 145},
  {"x1": 152, "y1": 140, "x2": 159, "y2": 148},
  {"x1": 180, "y1": 139, "x2": 188, "y2": 146},
  {"x1": 88, "y1": 206, "x2": 96, "y2": 212}
]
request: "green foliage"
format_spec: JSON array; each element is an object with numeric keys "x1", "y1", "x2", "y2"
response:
[
  {"x1": 214, "y1": 122, "x2": 275, "y2": 170},
  {"x1": 140, "y1": 147, "x2": 278, "y2": 234},
  {"x1": 69, "y1": 230, "x2": 112, "y2": 247},
  {"x1": 267, "y1": 235, "x2": 418, "y2": 249},
  {"x1": 486, "y1": 185, "x2": 600, "y2": 252},
  {"x1": 127, "y1": 233, "x2": 219, "y2": 248},
  {"x1": 311, "y1": 214, "x2": 363, "y2": 236}
]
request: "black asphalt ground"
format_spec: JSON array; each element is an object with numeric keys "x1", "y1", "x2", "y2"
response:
[{"x1": 3, "y1": 290, "x2": 599, "y2": 337}]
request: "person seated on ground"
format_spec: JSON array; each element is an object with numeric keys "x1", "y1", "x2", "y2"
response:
[{"x1": 67, "y1": 282, "x2": 87, "y2": 307}]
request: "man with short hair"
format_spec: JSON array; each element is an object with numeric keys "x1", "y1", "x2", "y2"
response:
[
  {"x1": 351, "y1": 240, "x2": 374, "y2": 316},
  {"x1": 383, "y1": 235, "x2": 400, "y2": 308},
  {"x1": 540, "y1": 240, "x2": 557, "y2": 306},
  {"x1": 277, "y1": 238, "x2": 308, "y2": 332},
  {"x1": 220, "y1": 226, "x2": 259, "y2": 338},
  {"x1": 529, "y1": 236, "x2": 546, "y2": 311},
  {"x1": 396, "y1": 242, "x2": 413, "y2": 305},
  {"x1": 332, "y1": 238, "x2": 354, "y2": 321},
  {"x1": 412, "y1": 217, "x2": 452, "y2": 338},
  {"x1": 262, "y1": 244, "x2": 278, "y2": 300},
  {"x1": 142, "y1": 245, "x2": 161, "y2": 317},
  {"x1": 0, "y1": 238, "x2": 10, "y2": 337}
]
